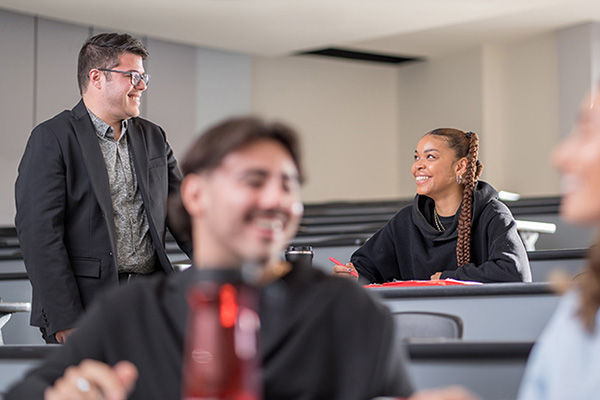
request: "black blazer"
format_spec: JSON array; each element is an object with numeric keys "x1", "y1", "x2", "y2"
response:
[{"x1": 15, "y1": 100, "x2": 192, "y2": 336}]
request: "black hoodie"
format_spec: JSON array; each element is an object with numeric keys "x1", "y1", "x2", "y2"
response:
[{"x1": 351, "y1": 181, "x2": 531, "y2": 283}]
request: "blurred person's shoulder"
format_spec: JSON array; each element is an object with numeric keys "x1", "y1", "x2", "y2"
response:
[{"x1": 286, "y1": 263, "x2": 392, "y2": 316}]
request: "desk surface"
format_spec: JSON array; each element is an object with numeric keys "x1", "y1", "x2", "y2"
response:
[
  {"x1": 0, "y1": 340, "x2": 532, "y2": 360},
  {"x1": 0, "y1": 344, "x2": 59, "y2": 359},
  {"x1": 370, "y1": 282, "x2": 554, "y2": 299},
  {"x1": 407, "y1": 340, "x2": 533, "y2": 360},
  {"x1": 377, "y1": 283, "x2": 560, "y2": 341},
  {"x1": 406, "y1": 340, "x2": 533, "y2": 400},
  {"x1": 0, "y1": 303, "x2": 30, "y2": 314}
]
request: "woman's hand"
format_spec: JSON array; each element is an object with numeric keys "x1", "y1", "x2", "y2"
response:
[
  {"x1": 430, "y1": 272, "x2": 442, "y2": 280},
  {"x1": 44, "y1": 359, "x2": 138, "y2": 400},
  {"x1": 332, "y1": 261, "x2": 359, "y2": 281}
]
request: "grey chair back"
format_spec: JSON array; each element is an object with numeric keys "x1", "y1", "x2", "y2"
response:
[{"x1": 393, "y1": 311, "x2": 463, "y2": 341}]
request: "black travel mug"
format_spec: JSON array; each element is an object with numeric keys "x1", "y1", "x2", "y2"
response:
[{"x1": 284, "y1": 245, "x2": 314, "y2": 269}]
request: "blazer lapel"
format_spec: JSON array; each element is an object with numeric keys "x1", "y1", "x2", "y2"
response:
[
  {"x1": 126, "y1": 119, "x2": 173, "y2": 272},
  {"x1": 70, "y1": 101, "x2": 118, "y2": 258},
  {"x1": 127, "y1": 121, "x2": 149, "y2": 194}
]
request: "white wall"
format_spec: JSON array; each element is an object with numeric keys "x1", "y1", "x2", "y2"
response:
[
  {"x1": 195, "y1": 48, "x2": 252, "y2": 140},
  {"x1": 397, "y1": 48, "x2": 484, "y2": 197},
  {"x1": 396, "y1": 35, "x2": 561, "y2": 198},
  {"x1": 0, "y1": 8, "x2": 570, "y2": 225},
  {"x1": 0, "y1": 10, "x2": 253, "y2": 225},
  {"x1": 481, "y1": 44, "x2": 508, "y2": 190},
  {"x1": 556, "y1": 22, "x2": 600, "y2": 139},
  {"x1": 492, "y1": 33, "x2": 560, "y2": 196},
  {"x1": 0, "y1": 10, "x2": 35, "y2": 227},
  {"x1": 144, "y1": 38, "x2": 199, "y2": 160},
  {"x1": 252, "y1": 55, "x2": 401, "y2": 202}
]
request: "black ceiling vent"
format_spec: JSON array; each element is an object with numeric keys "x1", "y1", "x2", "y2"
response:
[{"x1": 297, "y1": 48, "x2": 423, "y2": 64}]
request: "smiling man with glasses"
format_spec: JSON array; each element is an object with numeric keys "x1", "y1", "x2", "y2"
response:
[{"x1": 15, "y1": 32, "x2": 192, "y2": 345}]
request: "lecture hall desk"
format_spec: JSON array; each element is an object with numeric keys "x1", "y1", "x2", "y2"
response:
[
  {"x1": 368, "y1": 281, "x2": 560, "y2": 341},
  {"x1": 367, "y1": 280, "x2": 557, "y2": 399}
]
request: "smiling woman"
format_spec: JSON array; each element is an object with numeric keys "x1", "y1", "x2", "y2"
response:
[{"x1": 332, "y1": 128, "x2": 532, "y2": 283}]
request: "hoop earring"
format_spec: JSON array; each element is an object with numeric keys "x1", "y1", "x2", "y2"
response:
[{"x1": 456, "y1": 175, "x2": 463, "y2": 184}]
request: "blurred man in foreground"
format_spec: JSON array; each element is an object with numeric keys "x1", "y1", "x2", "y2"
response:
[{"x1": 7, "y1": 116, "x2": 414, "y2": 400}]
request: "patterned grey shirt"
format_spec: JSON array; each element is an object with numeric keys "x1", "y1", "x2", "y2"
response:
[{"x1": 87, "y1": 109, "x2": 157, "y2": 274}]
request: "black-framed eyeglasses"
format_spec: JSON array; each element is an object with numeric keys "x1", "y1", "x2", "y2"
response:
[{"x1": 98, "y1": 68, "x2": 150, "y2": 87}]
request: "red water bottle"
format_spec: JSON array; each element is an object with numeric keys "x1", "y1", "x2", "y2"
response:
[{"x1": 182, "y1": 269, "x2": 262, "y2": 400}]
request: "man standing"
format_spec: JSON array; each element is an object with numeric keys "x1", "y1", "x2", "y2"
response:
[
  {"x1": 14, "y1": 33, "x2": 192, "y2": 344},
  {"x1": 6, "y1": 116, "x2": 414, "y2": 400}
]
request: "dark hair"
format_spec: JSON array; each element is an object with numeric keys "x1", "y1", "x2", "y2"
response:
[
  {"x1": 168, "y1": 116, "x2": 305, "y2": 238},
  {"x1": 426, "y1": 128, "x2": 484, "y2": 267},
  {"x1": 77, "y1": 33, "x2": 148, "y2": 95}
]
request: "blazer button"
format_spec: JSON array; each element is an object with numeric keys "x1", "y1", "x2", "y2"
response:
[{"x1": 109, "y1": 252, "x2": 113, "y2": 256}]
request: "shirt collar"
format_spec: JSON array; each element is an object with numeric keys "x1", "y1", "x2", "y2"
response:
[{"x1": 86, "y1": 108, "x2": 129, "y2": 141}]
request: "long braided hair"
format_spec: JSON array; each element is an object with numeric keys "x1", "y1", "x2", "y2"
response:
[{"x1": 427, "y1": 128, "x2": 484, "y2": 267}]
